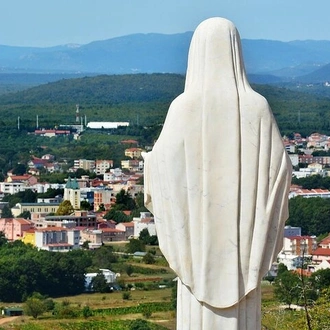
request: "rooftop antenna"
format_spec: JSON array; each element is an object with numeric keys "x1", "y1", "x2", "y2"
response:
[{"x1": 76, "y1": 104, "x2": 80, "y2": 123}]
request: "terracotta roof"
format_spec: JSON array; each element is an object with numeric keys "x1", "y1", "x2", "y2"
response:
[
  {"x1": 36, "y1": 227, "x2": 70, "y2": 232},
  {"x1": 320, "y1": 235, "x2": 330, "y2": 245},
  {"x1": 15, "y1": 218, "x2": 32, "y2": 225},
  {"x1": 312, "y1": 248, "x2": 330, "y2": 256},
  {"x1": 102, "y1": 228, "x2": 124, "y2": 233},
  {"x1": 118, "y1": 222, "x2": 134, "y2": 227}
]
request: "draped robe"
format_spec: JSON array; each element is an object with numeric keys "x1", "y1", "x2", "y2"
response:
[{"x1": 143, "y1": 17, "x2": 292, "y2": 329}]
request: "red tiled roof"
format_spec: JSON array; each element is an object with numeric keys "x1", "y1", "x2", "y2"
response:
[
  {"x1": 102, "y1": 228, "x2": 124, "y2": 233},
  {"x1": 312, "y1": 248, "x2": 330, "y2": 256},
  {"x1": 118, "y1": 222, "x2": 134, "y2": 227}
]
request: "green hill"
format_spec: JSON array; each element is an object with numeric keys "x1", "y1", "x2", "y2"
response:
[{"x1": 0, "y1": 73, "x2": 329, "y2": 136}]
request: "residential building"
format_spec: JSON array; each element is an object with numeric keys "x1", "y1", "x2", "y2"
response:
[
  {"x1": 6, "y1": 175, "x2": 38, "y2": 186},
  {"x1": 35, "y1": 227, "x2": 80, "y2": 252},
  {"x1": 133, "y1": 212, "x2": 156, "y2": 238},
  {"x1": 93, "y1": 189, "x2": 116, "y2": 211},
  {"x1": 95, "y1": 160, "x2": 114, "y2": 175},
  {"x1": 282, "y1": 236, "x2": 317, "y2": 256},
  {"x1": 121, "y1": 159, "x2": 143, "y2": 172},
  {"x1": 44, "y1": 211, "x2": 97, "y2": 228},
  {"x1": 0, "y1": 181, "x2": 26, "y2": 195},
  {"x1": 80, "y1": 228, "x2": 103, "y2": 248},
  {"x1": 21, "y1": 229, "x2": 36, "y2": 245},
  {"x1": 116, "y1": 222, "x2": 134, "y2": 239},
  {"x1": 0, "y1": 218, "x2": 33, "y2": 241},
  {"x1": 125, "y1": 148, "x2": 144, "y2": 159},
  {"x1": 73, "y1": 159, "x2": 95, "y2": 172},
  {"x1": 101, "y1": 228, "x2": 126, "y2": 242}
]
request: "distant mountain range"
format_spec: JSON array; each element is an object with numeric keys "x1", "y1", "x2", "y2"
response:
[{"x1": 2, "y1": 33, "x2": 330, "y2": 84}]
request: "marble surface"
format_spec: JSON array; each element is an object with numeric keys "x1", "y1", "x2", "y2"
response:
[{"x1": 143, "y1": 17, "x2": 292, "y2": 329}]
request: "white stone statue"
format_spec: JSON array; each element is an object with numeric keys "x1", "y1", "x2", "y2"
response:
[{"x1": 143, "y1": 17, "x2": 292, "y2": 330}]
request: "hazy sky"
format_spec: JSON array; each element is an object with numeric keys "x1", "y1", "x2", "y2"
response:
[{"x1": 2, "y1": 0, "x2": 330, "y2": 47}]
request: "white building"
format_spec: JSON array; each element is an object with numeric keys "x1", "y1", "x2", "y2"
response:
[
  {"x1": 95, "y1": 160, "x2": 114, "y2": 175},
  {"x1": 87, "y1": 122, "x2": 129, "y2": 129},
  {"x1": 85, "y1": 268, "x2": 117, "y2": 291},
  {"x1": 133, "y1": 212, "x2": 156, "y2": 238},
  {"x1": 0, "y1": 181, "x2": 26, "y2": 195},
  {"x1": 35, "y1": 227, "x2": 80, "y2": 252}
]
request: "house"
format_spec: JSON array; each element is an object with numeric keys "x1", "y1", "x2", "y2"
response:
[
  {"x1": 311, "y1": 248, "x2": 330, "y2": 264},
  {"x1": 125, "y1": 148, "x2": 144, "y2": 159},
  {"x1": 116, "y1": 222, "x2": 134, "y2": 240},
  {"x1": 308, "y1": 259, "x2": 330, "y2": 273},
  {"x1": 80, "y1": 228, "x2": 103, "y2": 248},
  {"x1": 34, "y1": 227, "x2": 80, "y2": 252},
  {"x1": 101, "y1": 228, "x2": 126, "y2": 242},
  {"x1": 121, "y1": 159, "x2": 144, "y2": 172},
  {"x1": 21, "y1": 229, "x2": 36, "y2": 245},
  {"x1": 318, "y1": 234, "x2": 330, "y2": 248},
  {"x1": 0, "y1": 218, "x2": 33, "y2": 241},
  {"x1": 133, "y1": 212, "x2": 156, "y2": 238},
  {"x1": 6, "y1": 174, "x2": 37, "y2": 186}
]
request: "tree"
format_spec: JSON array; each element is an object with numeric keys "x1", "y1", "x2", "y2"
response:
[
  {"x1": 80, "y1": 200, "x2": 91, "y2": 211},
  {"x1": 91, "y1": 272, "x2": 110, "y2": 293},
  {"x1": 0, "y1": 231, "x2": 7, "y2": 246},
  {"x1": 18, "y1": 210, "x2": 31, "y2": 219},
  {"x1": 56, "y1": 200, "x2": 74, "y2": 215},
  {"x1": 126, "y1": 239, "x2": 145, "y2": 253},
  {"x1": 274, "y1": 269, "x2": 301, "y2": 308},
  {"x1": 139, "y1": 228, "x2": 151, "y2": 244},
  {"x1": 125, "y1": 264, "x2": 134, "y2": 277},
  {"x1": 114, "y1": 189, "x2": 136, "y2": 210},
  {"x1": 143, "y1": 252, "x2": 155, "y2": 264},
  {"x1": 12, "y1": 163, "x2": 27, "y2": 175},
  {"x1": 24, "y1": 295, "x2": 47, "y2": 319},
  {"x1": 129, "y1": 319, "x2": 151, "y2": 330},
  {"x1": 1, "y1": 205, "x2": 13, "y2": 218}
]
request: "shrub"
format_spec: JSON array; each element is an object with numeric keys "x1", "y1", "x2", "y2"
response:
[{"x1": 122, "y1": 292, "x2": 131, "y2": 300}]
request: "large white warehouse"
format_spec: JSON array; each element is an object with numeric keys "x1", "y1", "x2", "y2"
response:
[{"x1": 87, "y1": 122, "x2": 129, "y2": 129}]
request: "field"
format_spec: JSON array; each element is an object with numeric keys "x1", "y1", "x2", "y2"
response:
[{"x1": 0, "y1": 282, "x2": 313, "y2": 330}]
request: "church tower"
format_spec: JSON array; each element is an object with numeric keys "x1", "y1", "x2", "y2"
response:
[{"x1": 64, "y1": 177, "x2": 81, "y2": 210}]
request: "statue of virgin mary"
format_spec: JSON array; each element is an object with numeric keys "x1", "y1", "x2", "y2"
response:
[{"x1": 143, "y1": 17, "x2": 292, "y2": 329}]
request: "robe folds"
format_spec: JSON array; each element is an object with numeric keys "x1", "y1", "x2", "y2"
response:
[{"x1": 143, "y1": 17, "x2": 292, "y2": 326}]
